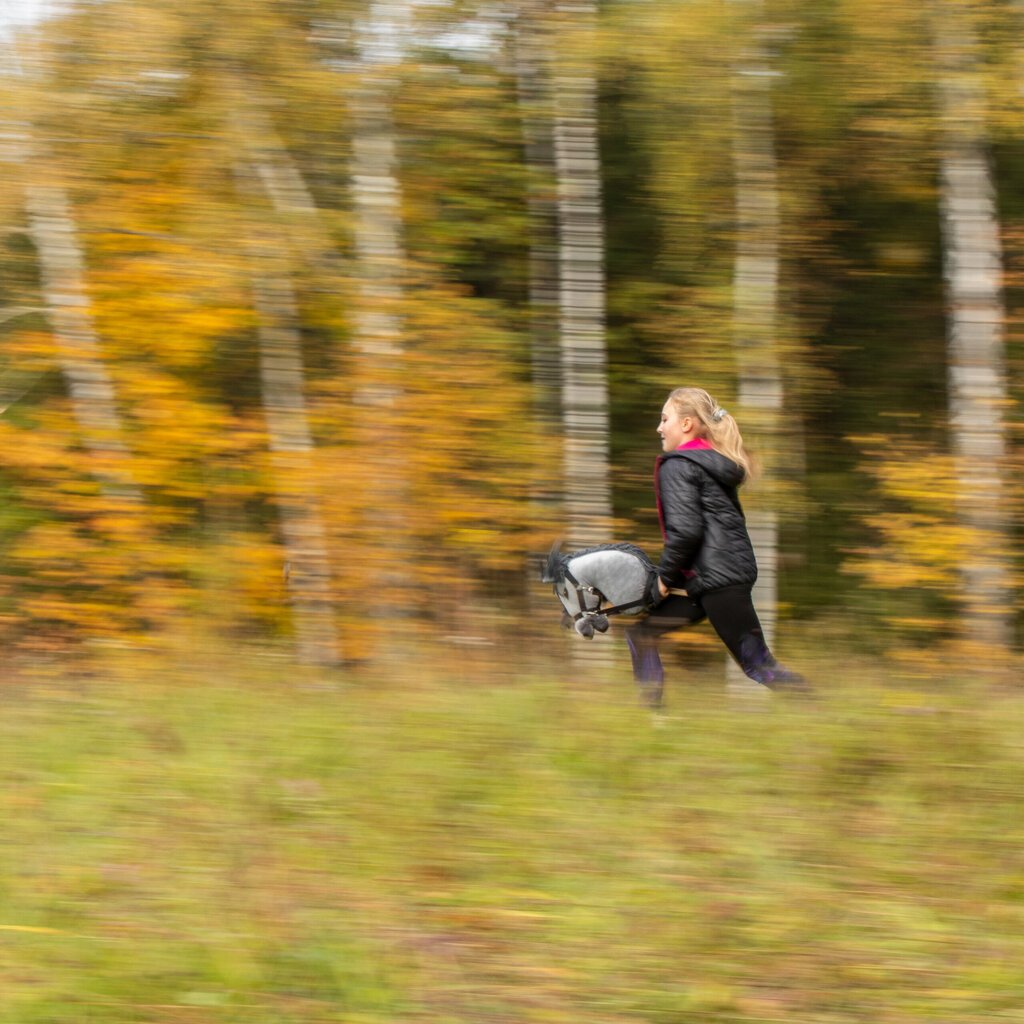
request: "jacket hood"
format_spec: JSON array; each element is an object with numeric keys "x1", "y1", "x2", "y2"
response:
[{"x1": 661, "y1": 447, "x2": 745, "y2": 489}]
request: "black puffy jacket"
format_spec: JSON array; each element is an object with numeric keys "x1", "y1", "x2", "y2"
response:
[{"x1": 655, "y1": 448, "x2": 758, "y2": 599}]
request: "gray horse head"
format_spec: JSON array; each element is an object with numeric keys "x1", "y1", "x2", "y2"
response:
[
  {"x1": 540, "y1": 541, "x2": 611, "y2": 639},
  {"x1": 540, "y1": 541, "x2": 658, "y2": 639}
]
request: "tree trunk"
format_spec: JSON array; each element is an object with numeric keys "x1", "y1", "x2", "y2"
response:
[
  {"x1": 729, "y1": 10, "x2": 783, "y2": 693},
  {"x1": 25, "y1": 177, "x2": 143, "y2": 505},
  {"x1": 233, "y1": 113, "x2": 342, "y2": 667},
  {"x1": 248, "y1": 251, "x2": 342, "y2": 668},
  {"x1": 345, "y1": 2, "x2": 411, "y2": 624},
  {"x1": 935, "y1": 4, "x2": 1011, "y2": 654},
  {"x1": 5, "y1": 37, "x2": 141, "y2": 504},
  {"x1": 552, "y1": 0, "x2": 613, "y2": 552}
]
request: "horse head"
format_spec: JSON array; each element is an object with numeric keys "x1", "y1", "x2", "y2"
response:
[{"x1": 540, "y1": 543, "x2": 610, "y2": 639}]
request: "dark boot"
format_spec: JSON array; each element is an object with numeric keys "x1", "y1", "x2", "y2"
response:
[{"x1": 739, "y1": 632, "x2": 812, "y2": 694}]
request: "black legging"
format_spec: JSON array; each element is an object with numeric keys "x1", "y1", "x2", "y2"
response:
[{"x1": 625, "y1": 585, "x2": 803, "y2": 706}]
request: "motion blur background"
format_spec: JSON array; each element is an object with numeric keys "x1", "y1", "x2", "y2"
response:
[
  {"x1": 1, "y1": 0, "x2": 1021, "y2": 677},
  {"x1": 3, "y1": 3, "x2": 1024, "y2": 1020}
]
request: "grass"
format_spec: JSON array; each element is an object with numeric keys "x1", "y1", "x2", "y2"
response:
[{"x1": 3, "y1": 648, "x2": 1024, "y2": 1022}]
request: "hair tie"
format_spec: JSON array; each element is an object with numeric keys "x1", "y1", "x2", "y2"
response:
[{"x1": 712, "y1": 406, "x2": 727, "y2": 423}]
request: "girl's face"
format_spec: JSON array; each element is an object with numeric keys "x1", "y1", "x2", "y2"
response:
[{"x1": 657, "y1": 401, "x2": 693, "y2": 451}]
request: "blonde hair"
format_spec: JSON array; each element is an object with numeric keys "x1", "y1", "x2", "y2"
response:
[{"x1": 666, "y1": 387, "x2": 757, "y2": 482}]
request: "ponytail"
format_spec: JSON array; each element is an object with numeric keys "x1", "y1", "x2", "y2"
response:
[{"x1": 665, "y1": 387, "x2": 758, "y2": 482}]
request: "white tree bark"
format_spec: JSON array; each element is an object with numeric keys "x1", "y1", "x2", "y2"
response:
[
  {"x1": 233, "y1": 109, "x2": 342, "y2": 667},
  {"x1": 350, "y1": 3, "x2": 407, "y2": 391},
  {"x1": 3, "y1": 38, "x2": 140, "y2": 504},
  {"x1": 935, "y1": 5, "x2": 1011, "y2": 652},
  {"x1": 349, "y1": 87, "x2": 404, "y2": 386},
  {"x1": 25, "y1": 177, "x2": 143, "y2": 505},
  {"x1": 729, "y1": 10, "x2": 782, "y2": 693},
  {"x1": 248, "y1": 249, "x2": 342, "y2": 668},
  {"x1": 345, "y1": 2, "x2": 411, "y2": 619},
  {"x1": 553, "y1": 0, "x2": 613, "y2": 552}
]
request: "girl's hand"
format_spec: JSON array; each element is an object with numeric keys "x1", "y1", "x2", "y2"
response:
[{"x1": 657, "y1": 577, "x2": 669, "y2": 598}]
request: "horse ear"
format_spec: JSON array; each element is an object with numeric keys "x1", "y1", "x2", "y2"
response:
[{"x1": 540, "y1": 540, "x2": 563, "y2": 583}]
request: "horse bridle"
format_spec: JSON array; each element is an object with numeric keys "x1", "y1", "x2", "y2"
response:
[{"x1": 559, "y1": 565, "x2": 650, "y2": 623}]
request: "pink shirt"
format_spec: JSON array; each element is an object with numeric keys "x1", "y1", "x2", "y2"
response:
[{"x1": 676, "y1": 438, "x2": 714, "y2": 451}]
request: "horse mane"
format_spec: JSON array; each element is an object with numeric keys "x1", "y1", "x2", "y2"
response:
[{"x1": 540, "y1": 540, "x2": 564, "y2": 583}]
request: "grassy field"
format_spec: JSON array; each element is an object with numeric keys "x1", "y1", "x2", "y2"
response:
[{"x1": 4, "y1": 648, "x2": 1024, "y2": 1023}]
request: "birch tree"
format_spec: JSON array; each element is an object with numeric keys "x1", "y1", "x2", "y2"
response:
[
  {"x1": 552, "y1": 0, "x2": 613, "y2": 551},
  {"x1": 23, "y1": 173, "x2": 145, "y2": 506},
  {"x1": 233, "y1": 104, "x2": 342, "y2": 667},
  {"x1": 1, "y1": 40, "x2": 142, "y2": 507},
  {"x1": 343, "y1": 1, "x2": 412, "y2": 627},
  {"x1": 729, "y1": 3, "x2": 784, "y2": 690},
  {"x1": 933, "y1": 0, "x2": 1012, "y2": 654}
]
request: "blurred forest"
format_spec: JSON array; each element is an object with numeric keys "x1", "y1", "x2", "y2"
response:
[{"x1": 0, "y1": 0, "x2": 1021, "y2": 675}]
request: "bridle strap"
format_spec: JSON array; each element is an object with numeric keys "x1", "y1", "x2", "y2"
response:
[
  {"x1": 599, "y1": 599, "x2": 650, "y2": 617},
  {"x1": 561, "y1": 566, "x2": 597, "y2": 622}
]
